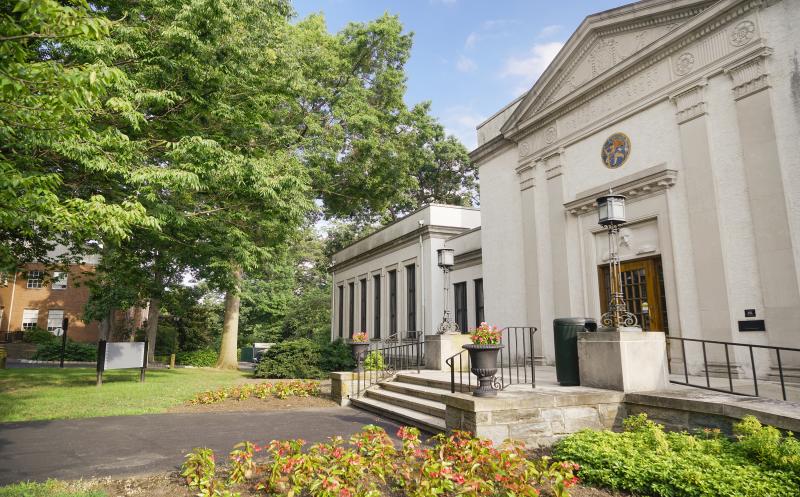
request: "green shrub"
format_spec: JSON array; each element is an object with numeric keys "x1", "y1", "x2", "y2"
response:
[
  {"x1": 734, "y1": 415, "x2": 800, "y2": 474},
  {"x1": 254, "y1": 339, "x2": 324, "y2": 379},
  {"x1": 364, "y1": 350, "x2": 385, "y2": 371},
  {"x1": 23, "y1": 328, "x2": 58, "y2": 344},
  {"x1": 319, "y1": 338, "x2": 355, "y2": 372},
  {"x1": 175, "y1": 348, "x2": 218, "y2": 367},
  {"x1": 553, "y1": 413, "x2": 800, "y2": 497},
  {"x1": 33, "y1": 340, "x2": 97, "y2": 362}
]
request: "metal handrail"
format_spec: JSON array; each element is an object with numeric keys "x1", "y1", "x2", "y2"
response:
[
  {"x1": 667, "y1": 336, "x2": 800, "y2": 401},
  {"x1": 446, "y1": 326, "x2": 538, "y2": 394},
  {"x1": 351, "y1": 330, "x2": 423, "y2": 398}
]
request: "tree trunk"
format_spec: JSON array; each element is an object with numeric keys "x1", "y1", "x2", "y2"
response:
[
  {"x1": 146, "y1": 297, "x2": 160, "y2": 363},
  {"x1": 216, "y1": 266, "x2": 242, "y2": 370}
]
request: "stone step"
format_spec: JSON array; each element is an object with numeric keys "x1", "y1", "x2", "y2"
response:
[
  {"x1": 380, "y1": 380, "x2": 452, "y2": 402},
  {"x1": 394, "y1": 372, "x2": 474, "y2": 393},
  {"x1": 349, "y1": 396, "x2": 446, "y2": 435},
  {"x1": 365, "y1": 388, "x2": 446, "y2": 418}
]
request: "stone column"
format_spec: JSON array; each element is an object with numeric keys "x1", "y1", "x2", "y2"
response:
[
  {"x1": 516, "y1": 160, "x2": 544, "y2": 359},
  {"x1": 669, "y1": 83, "x2": 733, "y2": 346},
  {"x1": 725, "y1": 51, "x2": 800, "y2": 351},
  {"x1": 545, "y1": 150, "x2": 572, "y2": 320}
]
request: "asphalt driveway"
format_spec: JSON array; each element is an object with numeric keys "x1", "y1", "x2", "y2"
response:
[{"x1": 0, "y1": 407, "x2": 401, "y2": 484}]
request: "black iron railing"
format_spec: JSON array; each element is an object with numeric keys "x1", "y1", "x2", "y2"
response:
[
  {"x1": 3, "y1": 331, "x2": 24, "y2": 343},
  {"x1": 350, "y1": 330, "x2": 424, "y2": 399},
  {"x1": 667, "y1": 336, "x2": 800, "y2": 401},
  {"x1": 445, "y1": 326, "x2": 538, "y2": 394}
]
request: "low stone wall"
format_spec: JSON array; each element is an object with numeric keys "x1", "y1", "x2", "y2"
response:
[{"x1": 443, "y1": 390, "x2": 626, "y2": 447}]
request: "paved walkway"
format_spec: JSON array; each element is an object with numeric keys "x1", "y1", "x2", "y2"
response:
[{"x1": 0, "y1": 407, "x2": 401, "y2": 485}]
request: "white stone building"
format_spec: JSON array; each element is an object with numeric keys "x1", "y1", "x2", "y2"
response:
[{"x1": 332, "y1": 0, "x2": 800, "y2": 370}]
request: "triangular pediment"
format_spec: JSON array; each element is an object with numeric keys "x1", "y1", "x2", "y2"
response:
[{"x1": 500, "y1": 0, "x2": 715, "y2": 136}]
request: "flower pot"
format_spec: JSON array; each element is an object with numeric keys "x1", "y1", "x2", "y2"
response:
[
  {"x1": 349, "y1": 342, "x2": 369, "y2": 371},
  {"x1": 463, "y1": 343, "x2": 502, "y2": 397}
]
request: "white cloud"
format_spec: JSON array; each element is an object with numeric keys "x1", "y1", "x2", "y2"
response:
[
  {"x1": 440, "y1": 106, "x2": 485, "y2": 150},
  {"x1": 456, "y1": 55, "x2": 477, "y2": 72},
  {"x1": 501, "y1": 41, "x2": 563, "y2": 94},
  {"x1": 537, "y1": 24, "x2": 562, "y2": 39},
  {"x1": 464, "y1": 19, "x2": 518, "y2": 49}
]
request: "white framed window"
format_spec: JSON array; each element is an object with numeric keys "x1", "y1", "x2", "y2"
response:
[
  {"x1": 22, "y1": 309, "x2": 39, "y2": 330},
  {"x1": 47, "y1": 310, "x2": 65, "y2": 335},
  {"x1": 26, "y1": 270, "x2": 43, "y2": 289},
  {"x1": 52, "y1": 271, "x2": 67, "y2": 290}
]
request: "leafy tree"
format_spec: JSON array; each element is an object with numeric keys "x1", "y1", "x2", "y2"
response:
[{"x1": 0, "y1": 0, "x2": 158, "y2": 271}]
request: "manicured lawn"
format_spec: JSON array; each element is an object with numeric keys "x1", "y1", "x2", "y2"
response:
[
  {"x1": 0, "y1": 481, "x2": 105, "y2": 497},
  {"x1": 0, "y1": 367, "x2": 249, "y2": 423}
]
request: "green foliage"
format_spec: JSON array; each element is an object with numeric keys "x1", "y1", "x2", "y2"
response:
[
  {"x1": 319, "y1": 338, "x2": 356, "y2": 372},
  {"x1": 554, "y1": 413, "x2": 800, "y2": 497},
  {"x1": 0, "y1": 0, "x2": 156, "y2": 271},
  {"x1": 33, "y1": 340, "x2": 97, "y2": 362},
  {"x1": 0, "y1": 480, "x2": 106, "y2": 497},
  {"x1": 175, "y1": 348, "x2": 218, "y2": 367},
  {"x1": 734, "y1": 416, "x2": 800, "y2": 474},
  {"x1": 189, "y1": 380, "x2": 320, "y2": 405},
  {"x1": 22, "y1": 328, "x2": 58, "y2": 344},
  {"x1": 364, "y1": 351, "x2": 385, "y2": 371},
  {"x1": 253, "y1": 339, "x2": 324, "y2": 379}
]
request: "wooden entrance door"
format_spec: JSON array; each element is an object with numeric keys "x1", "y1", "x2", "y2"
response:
[{"x1": 599, "y1": 257, "x2": 668, "y2": 332}]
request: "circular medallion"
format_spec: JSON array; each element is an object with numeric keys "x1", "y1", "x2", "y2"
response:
[
  {"x1": 674, "y1": 52, "x2": 695, "y2": 76},
  {"x1": 601, "y1": 132, "x2": 631, "y2": 169},
  {"x1": 730, "y1": 20, "x2": 755, "y2": 47}
]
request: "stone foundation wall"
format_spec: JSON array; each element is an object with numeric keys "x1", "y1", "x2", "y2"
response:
[{"x1": 443, "y1": 391, "x2": 627, "y2": 447}]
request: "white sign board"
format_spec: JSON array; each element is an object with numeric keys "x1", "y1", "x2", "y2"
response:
[{"x1": 103, "y1": 342, "x2": 146, "y2": 370}]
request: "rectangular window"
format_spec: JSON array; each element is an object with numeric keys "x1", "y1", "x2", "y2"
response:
[
  {"x1": 47, "y1": 310, "x2": 65, "y2": 334},
  {"x1": 26, "y1": 270, "x2": 43, "y2": 289},
  {"x1": 52, "y1": 271, "x2": 67, "y2": 290},
  {"x1": 406, "y1": 264, "x2": 416, "y2": 332},
  {"x1": 337, "y1": 285, "x2": 344, "y2": 338},
  {"x1": 348, "y1": 282, "x2": 355, "y2": 338},
  {"x1": 22, "y1": 308, "x2": 39, "y2": 330},
  {"x1": 388, "y1": 270, "x2": 397, "y2": 336},
  {"x1": 360, "y1": 278, "x2": 367, "y2": 334},
  {"x1": 474, "y1": 278, "x2": 484, "y2": 326},
  {"x1": 373, "y1": 274, "x2": 381, "y2": 339},
  {"x1": 454, "y1": 282, "x2": 468, "y2": 334}
]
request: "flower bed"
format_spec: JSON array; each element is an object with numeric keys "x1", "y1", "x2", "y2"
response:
[
  {"x1": 181, "y1": 425, "x2": 579, "y2": 497},
  {"x1": 554, "y1": 414, "x2": 800, "y2": 497},
  {"x1": 189, "y1": 380, "x2": 320, "y2": 405}
]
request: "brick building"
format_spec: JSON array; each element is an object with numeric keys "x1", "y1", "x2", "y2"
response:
[{"x1": 0, "y1": 260, "x2": 102, "y2": 343}]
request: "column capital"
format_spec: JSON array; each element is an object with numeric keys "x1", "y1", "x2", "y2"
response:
[
  {"x1": 669, "y1": 81, "x2": 707, "y2": 125},
  {"x1": 515, "y1": 160, "x2": 537, "y2": 191},
  {"x1": 724, "y1": 48, "x2": 773, "y2": 100},
  {"x1": 544, "y1": 148, "x2": 566, "y2": 180}
]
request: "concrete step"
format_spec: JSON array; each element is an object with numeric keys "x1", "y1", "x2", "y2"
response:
[
  {"x1": 350, "y1": 396, "x2": 446, "y2": 435},
  {"x1": 381, "y1": 380, "x2": 452, "y2": 402},
  {"x1": 394, "y1": 372, "x2": 474, "y2": 392},
  {"x1": 365, "y1": 388, "x2": 446, "y2": 418}
]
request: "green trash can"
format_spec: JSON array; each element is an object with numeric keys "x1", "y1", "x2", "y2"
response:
[
  {"x1": 240, "y1": 346, "x2": 254, "y2": 363},
  {"x1": 553, "y1": 318, "x2": 597, "y2": 386}
]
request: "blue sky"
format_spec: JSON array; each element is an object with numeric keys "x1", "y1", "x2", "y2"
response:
[{"x1": 292, "y1": 0, "x2": 623, "y2": 149}]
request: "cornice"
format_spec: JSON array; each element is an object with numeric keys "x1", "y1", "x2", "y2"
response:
[
  {"x1": 453, "y1": 249, "x2": 482, "y2": 271},
  {"x1": 330, "y1": 225, "x2": 467, "y2": 273},
  {"x1": 469, "y1": 134, "x2": 515, "y2": 165},
  {"x1": 670, "y1": 79, "x2": 708, "y2": 124},
  {"x1": 565, "y1": 166, "x2": 678, "y2": 216}
]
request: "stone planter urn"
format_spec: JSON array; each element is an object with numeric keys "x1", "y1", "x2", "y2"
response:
[
  {"x1": 462, "y1": 343, "x2": 502, "y2": 397},
  {"x1": 349, "y1": 341, "x2": 369, "y2": 371}
]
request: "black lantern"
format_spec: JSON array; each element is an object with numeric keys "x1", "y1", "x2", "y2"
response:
[
  {"x1": 437, "y1": 248, "x2": 455, "y2": 269},
  {"x1": 597, "y1": 193, "x2": 626, "y2": 226}
]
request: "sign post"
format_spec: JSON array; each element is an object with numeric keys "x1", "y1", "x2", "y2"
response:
[
  {"x1": 96, "y1": 340, "x2": 148, "y2": 387},
  {"x1": 59, "y1": 317, "x2": 69, "y2": 368}
]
